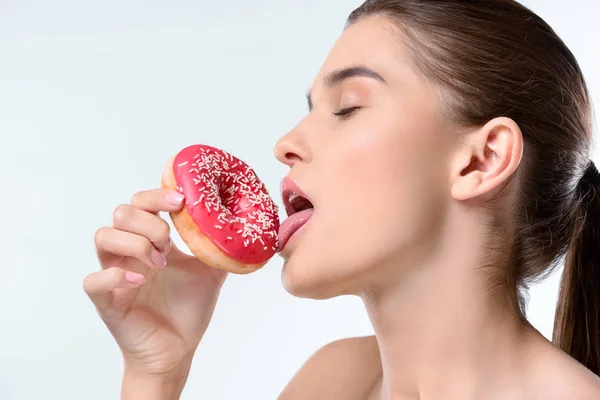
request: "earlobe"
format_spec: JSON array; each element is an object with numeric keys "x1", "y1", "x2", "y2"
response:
[
  {"x1": 451, "y1": 169, "x2": 483, "y2": 201},
  {"x1": 450, "y1": 117, "x2": 523, "y2": 202}
]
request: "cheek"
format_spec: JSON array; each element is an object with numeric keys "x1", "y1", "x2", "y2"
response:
[
  {"x1": 316, "y1": 117, "x2": 448, "y2": 260},
  {"x1": 329, "y1": 116, "x2": 433, "y2": 211}
]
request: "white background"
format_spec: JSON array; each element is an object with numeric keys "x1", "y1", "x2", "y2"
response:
[{"x1": 0, "y1": 1, "x2": 598, "y2": 399}]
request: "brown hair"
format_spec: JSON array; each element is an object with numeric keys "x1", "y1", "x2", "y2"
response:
[{"x1": 347, "y1": 0, "x2": 598, "y2": 374}]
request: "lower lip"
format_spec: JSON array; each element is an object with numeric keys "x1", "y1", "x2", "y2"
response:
[{"x1": 277, "y1": 209, "x2": 314, "y2": 252}]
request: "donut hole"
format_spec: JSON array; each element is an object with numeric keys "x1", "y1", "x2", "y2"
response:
[
  {"x1": 217, "y1": 180, "x2": 238, "y2": 213},
  {"x1": 217, "y1": 177, "x2": 252, "y2": 216}
]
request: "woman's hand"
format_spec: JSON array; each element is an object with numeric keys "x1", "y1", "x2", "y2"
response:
[{"x1": 84, "y1": 188, "x2": 227, "y2": 397}]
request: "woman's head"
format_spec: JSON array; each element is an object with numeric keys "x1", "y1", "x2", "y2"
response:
[
  {"x1": 275, "y1": 15, "x2": 458, "y2": 299},
  {"x1": 274, "y1": 0, "x2": 597, "y2": 373}
]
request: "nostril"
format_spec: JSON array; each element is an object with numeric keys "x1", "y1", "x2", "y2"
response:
[{"x1": 285, "y1": 152, "x2": 302, "y2": 162}]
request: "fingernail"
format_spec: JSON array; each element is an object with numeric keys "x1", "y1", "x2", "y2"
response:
[
  {"x1": 125, "y1": 271, "x2": 145, "y2": 285},
  {"x1": 151, "y1": 249, "x2": 167, "y2": 268},
  {"x1": 166, "y1": 192, "x2": 185, "y2": 206},
  {"x1": 162, "y1": 237, "x2": 173, "y2": 254}
]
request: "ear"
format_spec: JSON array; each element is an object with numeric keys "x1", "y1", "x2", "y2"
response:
[{"x1": 450, "y1": 117, "x2": 523, "y2": 201}]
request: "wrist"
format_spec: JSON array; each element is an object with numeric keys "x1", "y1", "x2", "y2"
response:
[{"x1": 121, "y1": 364, "x2": 191, "y2": 400}]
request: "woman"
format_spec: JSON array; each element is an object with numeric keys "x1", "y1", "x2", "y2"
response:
[{"x1": 84, "y1": 0, "x2": 600, "y2": 398}]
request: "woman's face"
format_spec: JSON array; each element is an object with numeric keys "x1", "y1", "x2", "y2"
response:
[{"x1": 274, "y1": 15, "x2": 456, "y2": 299}]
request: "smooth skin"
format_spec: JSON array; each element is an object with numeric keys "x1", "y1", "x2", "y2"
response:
[
  {"x1": 85, "y1": 15, "x2": 600, "y2": 399},
  {"x1": 85, "y1": 189, "x2": 227, "y2": 399}
]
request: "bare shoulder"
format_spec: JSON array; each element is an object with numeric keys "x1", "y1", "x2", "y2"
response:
[
  {"x1": 278, "y1": 335, "x2": 382, "y2": 400},
  {"x1": 550, "y1": 356, "x2": 600, "y2": 399},
  {"x1": 529, "y1": 339, "x2": 600, "y2": 399}
]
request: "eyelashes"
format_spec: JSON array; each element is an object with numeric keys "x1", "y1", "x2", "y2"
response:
[{"x1": 331, "y1": 106, "x2": 362, "y2": 120}]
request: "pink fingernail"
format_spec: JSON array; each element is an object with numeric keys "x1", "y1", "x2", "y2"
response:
[
  {"x1": 125, "y1": 271, "x2": 145, "y2": 285},
  {"x1": 151, "y1": 249, "x2": 167, "y2": 268},
  {"x1": 166, "y1": 192, "x2": 185, "y2": 206}
]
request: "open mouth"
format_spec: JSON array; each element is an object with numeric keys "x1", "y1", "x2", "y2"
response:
[
  {"x1": 278, "y1": 177, "x2": 315, "y2": 252},
  {"x1": 281, "y1": 176, "x2": 314, "y2": 217},
  {"x1": 284, "y1": 191, "x2": 314, "y2": 217}
]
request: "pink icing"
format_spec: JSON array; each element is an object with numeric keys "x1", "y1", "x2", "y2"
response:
[{"x1": 173, "y1": 144, "x2": 279, "y2": 264}]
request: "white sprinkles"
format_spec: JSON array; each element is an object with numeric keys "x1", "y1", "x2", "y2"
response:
[{"x1": 177, "y1": 146, "x2": 279, "y2": 252}]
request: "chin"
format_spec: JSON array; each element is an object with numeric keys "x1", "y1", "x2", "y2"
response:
[
  {"x1": 281, "y1": 259, "x2": 328, "y2": 299},
  {"x1": 280, "y1": 254, "x2": 360, "y2": 300}
]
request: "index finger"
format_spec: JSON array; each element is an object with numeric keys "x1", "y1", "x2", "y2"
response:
[{"x1": 130, "y1": 188, "x2": 185, "y2": 214}]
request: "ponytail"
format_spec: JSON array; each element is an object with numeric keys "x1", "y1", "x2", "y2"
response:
[{"x1": 554, "y1": 161, "x2": 600, "y2": 375}]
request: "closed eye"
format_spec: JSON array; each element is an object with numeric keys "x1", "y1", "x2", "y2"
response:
[{"x1": 331, "y1": 106, "x2": 362, "y2": 119}]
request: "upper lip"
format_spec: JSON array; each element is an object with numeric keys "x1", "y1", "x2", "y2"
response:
[{"x1": 280, "y1": 176, "x2": 313, "y2": 217}]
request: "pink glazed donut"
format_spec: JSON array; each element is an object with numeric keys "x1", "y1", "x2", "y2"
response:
[{"x1": 161, "y1": 144, "x2": 280, "y2": 274}]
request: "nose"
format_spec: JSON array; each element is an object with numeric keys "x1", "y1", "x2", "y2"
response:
[{"x1": 273, "y1": 126, "x2": 311, "y2": 167}]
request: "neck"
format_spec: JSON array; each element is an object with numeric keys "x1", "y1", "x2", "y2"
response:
[{"x1": 361, "y1": 211, "x2": 531, "y2": 400}]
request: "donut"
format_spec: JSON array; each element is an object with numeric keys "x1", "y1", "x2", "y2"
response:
[{"x1": 161, "y1": 144, "x2": 280, "y2": 274}]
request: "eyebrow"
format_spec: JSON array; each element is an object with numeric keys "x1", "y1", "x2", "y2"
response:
[{"x1": 305, "y1": 66, "x2": 386, "y2": 112}]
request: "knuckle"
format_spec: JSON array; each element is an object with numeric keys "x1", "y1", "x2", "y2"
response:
[
  {"x1": 94, "y1": 227, "x2": 111, "y2": 247},
  {"x1": 82, "y1": 273, "x2": 97, "y2": 295},
  {"x1": 113, "y1": 204, "x2": 132, "y2": 224},
  {"x1": 107, "y1": 266, "x2": 123, "y2": 281},
  {"x1": 130, "y1": 191, "x2": 142, "y2": 206},
  {"x1": 134, "y1": 237, "x2": 154, "y2": 258},
  {"x1": 130, "y1": 190, "x2": 153, "y2": 208},
  {"x1": 157, "y1": 220, "x2": 171, "y2": 241}
]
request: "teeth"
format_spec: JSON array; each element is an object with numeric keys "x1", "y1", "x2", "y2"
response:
[{"x1": 288, "y1": 192, "x2": 299, "y2": 203}]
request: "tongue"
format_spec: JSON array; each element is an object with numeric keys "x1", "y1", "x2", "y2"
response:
[{"x1": 277, "y1": 208, "x2": 314, "y2": 252}]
